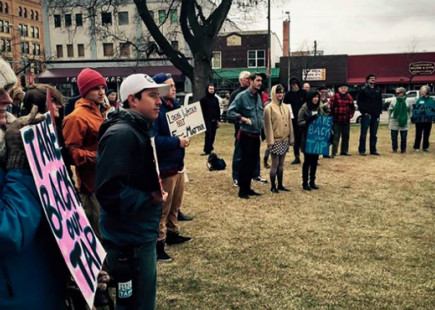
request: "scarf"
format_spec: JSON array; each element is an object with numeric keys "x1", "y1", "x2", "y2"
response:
[{"x1": 392, "y1": 97, "x2": 408, "y2": 127}]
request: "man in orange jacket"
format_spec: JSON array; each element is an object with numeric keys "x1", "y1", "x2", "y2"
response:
[{"x1": 63, "y1": 68, "x2": 107, "y2": 239}]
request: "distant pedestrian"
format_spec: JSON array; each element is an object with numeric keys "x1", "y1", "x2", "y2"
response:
[
  {"x1": 228, "y1": 72, "x2": 265, "y2": 199},
  {"x1": 283, "y1": 77, "x2": 307, "y2": 164},
  {"x1": 200, "y1": 84, "x2": 220, "y2": 156},
  {"x1": 412, "y1": 85, "x2": 433, "y2": 152},
  {"x1": 298, "y1": 91, "x2": 326, "y2": 190},
  {"x1": 302, "y1": 82, "x2": 311, "y2": 92},
  {"x1": 329, "y1": 83, "x2": 355, "y2": 156},
  {"x1": 357, "y1": 73, "x2": 382, "y2": 156},
  {"x1": 263, "y1": 84, "x2": 294, "y2": 193}
]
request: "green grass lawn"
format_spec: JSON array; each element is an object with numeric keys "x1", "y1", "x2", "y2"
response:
[{"x1": 156, "y1": 123, "x2": 435, "y2": 310}]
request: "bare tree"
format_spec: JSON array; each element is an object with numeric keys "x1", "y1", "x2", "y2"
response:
[{"x1": 47, "y1": 0, "x2": 233, "y2": 100}]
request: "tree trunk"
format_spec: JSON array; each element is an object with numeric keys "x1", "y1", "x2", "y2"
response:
[{"x1": 191, "y1": 55, "x2": 213, "y2": 101}]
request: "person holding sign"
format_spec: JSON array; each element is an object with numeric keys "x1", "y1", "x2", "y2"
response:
[
  {"x1": 63, "y1": 68, "x2": 107, "y2": 240},
  {"x1": 412, "y1": 85, "x2": 433, "y2": 152},
  {"x1": 388, "y1": 87, "x2": 411, "y2": 153},
  {"x1": 263, "y1": 84, "x2": 294, "y2": 193},
  {"x1": 96, "y1": 73, "x2": 170, "y2": 309},
  {"x1": 298, "y1": 91, "x2": 326, "y2": 191},
  {"x1": 152, "y1": 72, "x2": 192, "y2": 263},
  {"x1": 329, "y1": 83, "x2": 355, "y2": 157},
  {"x1": 0, "y1": 58, "x2": 68, "y2": 309}
]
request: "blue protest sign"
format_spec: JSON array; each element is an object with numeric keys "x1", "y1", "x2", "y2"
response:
[
  {"x1": 305, "y1": 115, "x2": 333, "y2": 156},
  {"x1": 412, "y1": 101, "x2": 435, "y2": 123}
]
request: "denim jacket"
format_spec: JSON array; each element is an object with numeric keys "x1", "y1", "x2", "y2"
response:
[{"x1": 228, "y1": 88, "x2": 264, "y2": 134}]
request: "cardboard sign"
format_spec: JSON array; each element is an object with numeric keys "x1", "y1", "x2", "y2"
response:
[
  {"x1": 166, "y1": 101, "x2": 206, "y2": 137},
  {"x1": 21, "y1": 113, "x2": 106, "y2": 309},
  {"x1": 305, "y1": 115, "x2": 333, "y2": 156},
  {"x1": 412, "y1": 101, "x2": 435, "y2": 123}
]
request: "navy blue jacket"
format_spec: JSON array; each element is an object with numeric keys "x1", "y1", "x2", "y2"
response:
[{"x1": 153, "y1": 98, "x2": 185, "y2": 174}]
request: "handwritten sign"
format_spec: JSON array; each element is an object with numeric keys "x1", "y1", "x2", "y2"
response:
[
  {"x1": 305, "y1": 115, "x2": 333, "y2": 155},
  {"x1": 166, "y1": 101, "x2": 206, "y2": 137},
  {"x1": 412, "y1": 101, "x2": 435, "y2": 123},
  {"x1": 21, "y1": 113, "x2": 106, "y2": 309}
]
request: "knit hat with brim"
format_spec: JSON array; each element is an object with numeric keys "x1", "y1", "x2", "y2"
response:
[
  {"x1": 0, "y1": 58, "x2": 17, "y2": 92},
  {"x1": 77, "y1": 68, "x2": 107, "y2": 97}
]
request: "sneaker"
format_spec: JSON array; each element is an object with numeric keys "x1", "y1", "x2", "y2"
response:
[
  {"x1": 291, "y1": 158, "x2": 301, "y2": 165},
  {"x1": 252, "y1": 176, "x2": 268, "y2": 183},
  {"x1": 166, "y1": 232, "x2": 192, "y2": 246},
  {"x1": 233, "y1": 179, "x2": 238, "y2": 187},
  {"x1": 414, "y1": 149, "x2": 420, "y2": 152},
  {"x1": 156, "y1": 241, "x2": 172, "y2": 262},
  {"x1": 178, "y1": 210, "x2": 193, "y2": 222}
]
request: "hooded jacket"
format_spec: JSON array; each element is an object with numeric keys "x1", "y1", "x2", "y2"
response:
[
  {"x1": 283, "y1": 76, "x2": 308, "y2": 117},
  {"x1": 263, "y1": 85, "x2": 294, "y2": 146},
  {"x1": 96, "y1": 108, "x2": 162, "y2": 246},
  {"x1": 63, "y1": 98, "x2": 104, "y2": 193}
]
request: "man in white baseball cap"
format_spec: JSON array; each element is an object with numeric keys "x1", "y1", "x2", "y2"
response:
[{"x1": 96, "y1": 73, "x2": 169, "y2": 309}]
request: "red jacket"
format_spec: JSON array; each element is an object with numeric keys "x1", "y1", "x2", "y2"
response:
[
  {"x1": 62, "y1": 98, "x2": 104, "y2": 193},
  {"x1": 329, "y1": 92, "x2": 355, "y2": 124}
]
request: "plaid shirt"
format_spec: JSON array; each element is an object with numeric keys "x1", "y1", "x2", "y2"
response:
[{"x1": 329, "y1": 93, "x2": 355, "y2": 124}]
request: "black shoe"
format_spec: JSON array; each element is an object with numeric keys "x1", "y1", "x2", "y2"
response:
[
  {"x1": 178, "y1": 210, "x2": 193, "y2": 221},
  {"x1": 310, "y1": 183, "x2": 319, "y2": 190},
  {"x1": 401, "y1": 150, "x2": 406, "y2": 154},
  {"x1": 291, "y1": 158, "x2": 301, "y2": 165},
  {"x1": 247, "y1": 189, "x2": 262, "y2": 196},
  {"x1": 303, "y1": 184, "x2": 312, "y2": 191},
  {"x1": 252, "y1": 176, "x2": 268, "y2": 183},
  {"x1": 156, "y1": 241, "x2": 172, "y2": 262},
  {"x1": 340, "y1": 152, "x2": 351, "y2": 156},
  {"x1": 277, "y1": 185, "x2": 290, "y2": 192},
  {"x1": 270, "y1": 187, "x2": 279, "y2": 193},
  {"x1": 370, "y1": 152, "x2": 380, "y2": 156},
  {"x1": 264, "y1": 159, "x2": 271, "y2": 169},
  {"x1": 359, "y1": 152, "x2": 366, "y2": 156},
  {"x1": 323, "y1": 155, "x2": 332, "y2": 158},
  {"x1": 166, "y1": 232, "x2": 192, "y2": 246},
  {"x1": 238, "y1": 193, "x2": 250, "y2": 199}
]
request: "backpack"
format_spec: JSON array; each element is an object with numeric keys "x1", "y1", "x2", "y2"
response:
[{"x1": 207, "y1": 153, "x2": 226, "y2": 171}]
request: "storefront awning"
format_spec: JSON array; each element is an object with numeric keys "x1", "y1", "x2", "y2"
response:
[
  {"x1": 213, "y1": 68, "x2": 280, "y2": 80},
  {"x1": 347, "y1": 75, "x2": 435, "y2": 85},
  {"x1": 37, "y1": 66, "x2": 183, "y2": 84}
]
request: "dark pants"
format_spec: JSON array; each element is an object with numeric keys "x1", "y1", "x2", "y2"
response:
[
  {"x1": 292, "y1": 119, "x2": 302, "y2": 159},
  {"x1": 332, "y1": 123, "x2": 350, "y2": 155},
  {"x1": 302, "y1": 153, "x2": 319, "y2": 186},
  {"x1": 413, "y1": 122, "x2": 432, "y2": 150},
  {"x1": 391, "y1": 130, "x2": 408, "y2": 152},
  {"x1": 105, "y1": 241, "x2": 157, "y2": 310},
  {"x1": 232, "y1": 135, "x2": 261, "y2": 181},
  {"x1": 238, "y1": 131, "x2": 260, "y2": 194},
  {"x1": 358, "y1": 114, "x2": 379, "y2": 154},
  {"x1": 204, "y1": 119, "x2": 218, "y2": 154}
]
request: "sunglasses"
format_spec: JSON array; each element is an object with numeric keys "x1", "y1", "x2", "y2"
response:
[{"x1": 396, "y1": 92, "x2": 403, "y2": 95}]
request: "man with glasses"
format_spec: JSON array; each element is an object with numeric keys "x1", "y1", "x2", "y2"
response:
[{"x1": 357, "y1": 73, "x2": 383, "y2": 155}]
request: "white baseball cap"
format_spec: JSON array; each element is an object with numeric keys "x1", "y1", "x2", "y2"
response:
[{"x1": 120, "y1": 73, "x2": 170, "y2": 103}]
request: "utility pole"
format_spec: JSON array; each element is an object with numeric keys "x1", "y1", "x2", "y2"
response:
[
  {"x1": 267, "y1": 0, "x2": 271, "y2": 92},
  {"x1": 314, "y1": 40, "x2": 317, "y2": 56},
  {"x1": 286, "y1": 11, "x2": 290, "y2": 90}
]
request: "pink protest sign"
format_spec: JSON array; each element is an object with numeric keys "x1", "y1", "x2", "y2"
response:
[{"x1": 20, "y1": 113, "x2": 106, "y2": 309}]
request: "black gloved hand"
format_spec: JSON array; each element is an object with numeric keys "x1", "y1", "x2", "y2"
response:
[
  {"x1": 5, "y1": 106, "x2": 46, "y2": 170},
  {"x1": 307, "y1": 113, "x2": 318, "y2": 125}
]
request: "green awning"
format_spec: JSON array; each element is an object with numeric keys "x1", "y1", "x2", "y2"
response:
[{"x1": 213, "y1": 68, "x2": 279, "y2": 80}]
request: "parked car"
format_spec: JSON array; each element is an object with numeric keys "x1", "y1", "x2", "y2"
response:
[{"x1": 382, "y1": 93, "x2": 395, "y2": 110}]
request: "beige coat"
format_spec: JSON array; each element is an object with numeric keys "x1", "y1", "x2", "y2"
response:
[{"x1": 263, "y1": 85, "x2": 294, "y2": 147}]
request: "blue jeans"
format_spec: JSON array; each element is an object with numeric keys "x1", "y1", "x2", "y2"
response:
[
  {"x1": 105, "y1": 241, "x2": 157, "y2": 310},
  {"x1": 391, "y1": 130, "x2": 408, "y2": 152},
  {"x1": 358, "y1": 114, "x2": 379, "y2": 154}
]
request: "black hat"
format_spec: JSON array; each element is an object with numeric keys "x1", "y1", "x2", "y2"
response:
[{"x1": 337, "y1": 83, "x2": 348, "y2": 88}]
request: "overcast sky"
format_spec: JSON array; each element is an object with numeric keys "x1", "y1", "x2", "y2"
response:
[{"x1": 231, "y1": 0, "x2": 435, "y2": 55}]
